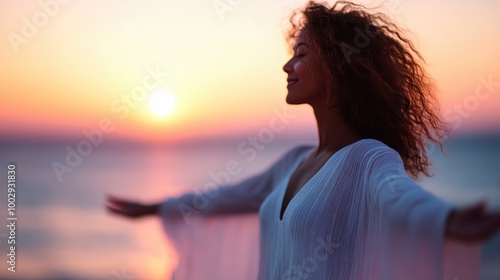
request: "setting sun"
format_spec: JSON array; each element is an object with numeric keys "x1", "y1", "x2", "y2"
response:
[{"x1": 149, "y1": 90, "x2": 175, "y2": 117}]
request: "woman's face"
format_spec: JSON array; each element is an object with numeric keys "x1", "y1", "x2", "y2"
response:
[{"x1": 283, "y1": 30, "x2": 327, "y2": 106}]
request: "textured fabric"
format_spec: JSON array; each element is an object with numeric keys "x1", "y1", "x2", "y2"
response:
[{"x1": 160, "y1": 138, "x2": 481, "y2": 280}]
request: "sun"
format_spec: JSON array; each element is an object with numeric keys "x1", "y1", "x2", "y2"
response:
[{"x1": 149, "y1": 90, "x2": 175, "y2": 117}]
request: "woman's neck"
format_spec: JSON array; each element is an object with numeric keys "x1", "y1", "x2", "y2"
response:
[{"x1": 312, "y1": 104, "x2": 362, "y2": 156}]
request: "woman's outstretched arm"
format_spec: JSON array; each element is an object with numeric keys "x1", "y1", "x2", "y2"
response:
[
  {"x1": 368, "y1": 145, "x2": 500, "y2": 243},
  {"x1": 106, "y1": 145, "x2": 312, "y2": 220},
  {"x1": 361, "y1": 142, "x2": 486, "y2": 279}
]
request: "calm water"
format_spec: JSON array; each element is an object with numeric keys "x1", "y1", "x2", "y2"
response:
[{"x1": 0, "y1": 134, "x2": 499, "y2": 280}]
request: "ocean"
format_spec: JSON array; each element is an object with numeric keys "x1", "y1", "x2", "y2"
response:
[{"x1": 0, "y1": 133, "x2": 499, "y2": 280}]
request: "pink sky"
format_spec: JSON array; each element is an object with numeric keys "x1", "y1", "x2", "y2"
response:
[{"x1": 1, "y1": 0, "x2": 499, "y2": 142}]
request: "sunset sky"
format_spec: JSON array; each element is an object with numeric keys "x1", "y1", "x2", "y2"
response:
[{"x1": 1, "y1": 0, "x2": 500, "y2": 142}]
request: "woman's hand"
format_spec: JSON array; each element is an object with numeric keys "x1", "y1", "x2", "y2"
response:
[
  {"x1": 446, "y1": 201, "x2": 500, "y2": 243},
  {"x1": 106, "y1": 195, "x2": 159, "y2": 219}
]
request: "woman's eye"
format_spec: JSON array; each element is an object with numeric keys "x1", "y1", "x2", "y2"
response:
[{"x1": 295, "y1": 53, "x2": 305, "y2": 58}]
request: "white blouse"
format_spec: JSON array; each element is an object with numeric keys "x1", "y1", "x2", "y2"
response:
[{"x1": 160, "y1": 138, "x2": 481, "y2": 280}]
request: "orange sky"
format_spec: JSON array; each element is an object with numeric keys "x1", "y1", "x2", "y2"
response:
[{"x1": 1, "y1": 0, "x2": 500, "y2": 142}]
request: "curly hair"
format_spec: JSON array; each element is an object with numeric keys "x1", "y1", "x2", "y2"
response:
[{"x1": 287, "y1": 1, "x2": 450, "y2": 178}]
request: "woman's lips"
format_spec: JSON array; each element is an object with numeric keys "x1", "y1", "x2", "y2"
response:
[{"x1": 287, "y1": 78, "x2": 298, "y2": 87}]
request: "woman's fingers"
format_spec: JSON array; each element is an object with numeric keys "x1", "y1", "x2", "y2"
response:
[
  {"x1": 106, "y1": 195, "x2": 141, "y2": 213},
  {"x1": 106, "y1": 195, "x2": 150, "y2": 219},
  {"x1": 460, "y1": 201, "x2": 487, "y2": 218},
  {"x1": 474, "y1": 215, "x2": 500, "y2": 241},
  {"x1": 106, "y1": 195, "x2": 136, "y2": 217},
  {"x1": 484, "y1": 212, "x2": 500, "y2": 237},
  {"x1": 106, "y1": 204, "x2": 125, "y2": 215},
  {"x1": 447, "y1": 201, "x2": 500, "y2": 243},
  {"x1": 107, "y1": 195, "x2": 131, "y2": 206}
]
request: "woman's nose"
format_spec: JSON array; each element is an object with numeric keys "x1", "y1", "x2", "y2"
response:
[{"x1": 283, "y1": 58, "x2": 293, "y2": 73}]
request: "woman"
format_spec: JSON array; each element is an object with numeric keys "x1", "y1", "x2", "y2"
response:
[{"x1": 107, "y1": 1, "x2": 500, "y2": 279}]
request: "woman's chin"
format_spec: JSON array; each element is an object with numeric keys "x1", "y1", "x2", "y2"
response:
[
  {"x1": 286, "y1": 99, "x2": 307, "y2": 106},
  {"x1": 285, "y1": 95, "x2": 304, "y2": 105}
]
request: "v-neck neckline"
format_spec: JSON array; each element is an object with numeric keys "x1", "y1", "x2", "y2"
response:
[{"x1": 278, "y1": 140, "x2": 363, "y2": 221}]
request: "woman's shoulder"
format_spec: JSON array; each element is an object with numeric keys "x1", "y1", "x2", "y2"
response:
[
  {"x1": 346, "y1": 138, "x2": 404, "y2": 167},
  {"x1": 340, "y1": 139, "x2": 408, "y2": 185}
]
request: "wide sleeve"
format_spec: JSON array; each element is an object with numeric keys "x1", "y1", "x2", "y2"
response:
[
  {"x1": 362, "y1": 146, "x2": 482, "y2": 280},
  {"x1": 158, "y1": 145, "x2": 311, "y2": 280}
]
